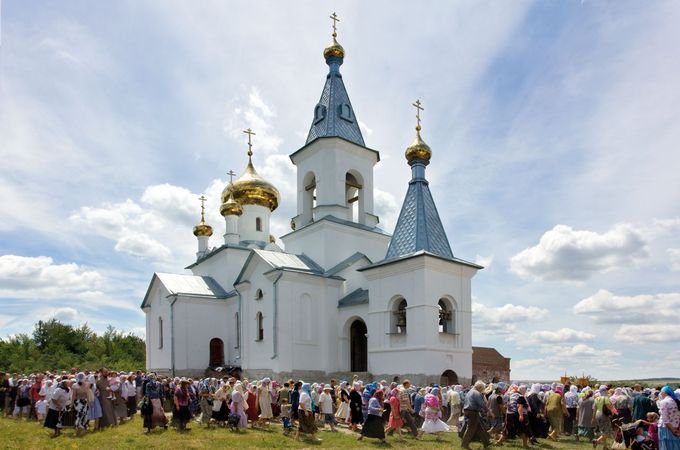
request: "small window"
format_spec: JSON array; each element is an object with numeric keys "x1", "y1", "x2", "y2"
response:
[
  {"x1": 255, "y1": 288, "x2": 263, "y2": 300},
  {"x1": 314, "y1": 104, "x2": 327, "y2": 124},
  {"x1": 158, "y1": 317, "x2": 163, "y2": 349},
  {"x1": 339, "y1": 103, "x2": 353, "y2": 122},
  {"x1": 256, "y1": 312, "x2": 264, "y2": 341},
  {"x1": 256, "y1": 217, "x2": 262, "y2": 231}
]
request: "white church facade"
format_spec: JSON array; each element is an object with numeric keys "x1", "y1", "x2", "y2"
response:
[{"x1": 141, "y1": 22, "x2": 483, "y2": 386}]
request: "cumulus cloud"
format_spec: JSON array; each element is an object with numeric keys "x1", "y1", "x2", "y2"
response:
[
  {"x1": 614, "y1": 324, "x2": 680, "y2": 344},
  {"x1": 475, "y1": 254, "x2": 494, "y2": 268},
  {"x1": 573, "y1": 289, "x2": 680, "y2": 323},
  {"x1": 38, "y1": 307, "x2": 80, "y2": 322},
  {"x1": 530, "y1": 328, "x2": 595, "y2": 343},
  {"x1": 0, "y1": 255, "x2": 102, "y2": 297},
  {"x1": 227, "y1": 86, "x2": 283, "y2": 155},
  {"x1": 374, "y1": 188, "x2": 400, "y2": 233},
  {"x1": 472, "y1": 300, "x2": 547, "y2": 336},
  {"x1": 510, "y1": 224, "x2": 648, "y2": 281},
  {"x1": 512, "y1": 344, "x2": 621, "y2": 379}
]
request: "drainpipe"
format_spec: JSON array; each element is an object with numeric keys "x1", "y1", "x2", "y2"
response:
[
  {"x1": 236, "y1": 291, "x2": 242, "y2": 364},
  {"x1": 168, "y1": 294, "x2": 178, "y2": 377},
  {"x1": 271, "y1": 271, "x2": 283, "y2": 360}
]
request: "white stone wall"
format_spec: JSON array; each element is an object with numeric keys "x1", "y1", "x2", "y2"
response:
[{"x1": 189, "y1": 247, "x2": 250, "y2": 293}]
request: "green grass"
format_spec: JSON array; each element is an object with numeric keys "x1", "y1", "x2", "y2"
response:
[{"x1": 0, "y1": 416, "x2": 596, "y2": 449}]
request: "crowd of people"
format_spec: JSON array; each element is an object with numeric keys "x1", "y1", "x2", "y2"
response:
[{"x1": 1, "y1": 369, "x2": 680, "y2": 449}]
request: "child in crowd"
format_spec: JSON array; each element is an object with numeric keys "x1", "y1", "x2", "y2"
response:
[{"x1": 280, "y1": 402, "x2": 292, "y2": 436}]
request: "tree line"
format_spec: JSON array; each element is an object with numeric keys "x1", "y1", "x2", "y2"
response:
[{"x1": 0, "y1": 319, "x2": 145, "y2": 373}]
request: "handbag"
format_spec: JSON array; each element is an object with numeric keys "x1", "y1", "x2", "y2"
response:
[{"x1": 611, "y1": 441, "x2": 625, "y2": 449}]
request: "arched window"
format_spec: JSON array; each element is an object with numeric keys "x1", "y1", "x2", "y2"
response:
[
  {"x1": 438, "y1": 298, "x2": 455, "y2": 334},
  {"x1": 391, "y1": 298, "x2": 407, "y2": 334},
  {"x1": 158, "y1": 317, "x2": 163, "y2": 349},
  {"x1": 256, "y1": 217, "x2": 262, "y2": 232},
  {"x1": 345, "y1": 171, "x2": 363, "y2": 223},
  {"x1": 314, "y1": 104, "x2": 327, "y2": 124},
  {"x1": 255, "y1": 288, "x2": 263, "y2": 300},
  {"x1": 255, "y1": 312, "x2": 264, "y2": 341}
]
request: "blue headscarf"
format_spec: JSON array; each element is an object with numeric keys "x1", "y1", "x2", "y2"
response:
[
  {"x1": 661, "y1": 385, "x2": 677, "y2": 400},
  {"x1": 301, "y1": 383, "x2": 315, "y2": 410}
]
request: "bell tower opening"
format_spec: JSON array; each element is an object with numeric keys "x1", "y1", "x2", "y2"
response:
[{"x1": 345, "y1": 171, "x2": 363, "y2": 223}]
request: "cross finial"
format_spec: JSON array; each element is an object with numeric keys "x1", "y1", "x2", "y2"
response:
[
  {"x1": 198, "y1": 195, "x2": 207, "y2": 223},
  {"x1": 227, "y1": 170, "x2": 236, "y2": 184},
  {"x1": 330, "y1": 12, "x2": 340, "y2": 37},
  {"x1": 412, "y1": 99, "x2": 424, "y2": 132},
  {"x1": 243, "y1": 128, "x2": 256, "y2": 159}
]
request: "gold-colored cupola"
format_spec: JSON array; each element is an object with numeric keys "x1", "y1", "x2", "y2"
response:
[
  {"x1": 405, "y1": 99, "x2": 432, "y2": 164},
  {"x1": 193, "y1": 195, "x2": 214, "y2": 237}
]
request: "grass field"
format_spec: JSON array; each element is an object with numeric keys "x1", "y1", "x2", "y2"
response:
[{"x1": 0, "y1": 416, "x2": 598, "y2": 450}]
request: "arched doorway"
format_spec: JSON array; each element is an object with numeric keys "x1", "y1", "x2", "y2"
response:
[
  {"x1": 350, "y1": 319, "x2": 367, "y2": 372},
  {"x1": 440, "y1": 369, "x2": 459, "y2": 386},
  {"x1": 209, "y1": 338, "x2": 224, "y2": 367}
]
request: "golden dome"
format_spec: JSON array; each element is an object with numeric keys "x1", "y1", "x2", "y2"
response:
[
  {"x1": 193, "y1": 222, "x2": 213, "y2": 237},
  {"x1": 324, "y1": 34, "x2": 345, "y2": 60},
  {"x1": 222, "y1": 160, "x2": 280, "y2": 212},
  {"x1": 405, "y1": 126, "x2": 432, "y2": 163},
  {"x1": 220, "y1": 191, "x2": 242, "y2": 217}
]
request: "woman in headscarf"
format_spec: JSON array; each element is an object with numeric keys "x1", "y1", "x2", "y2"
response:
[
  {"x1": 576, "y1": 388, "x2": 595, "y2": 442},
  {"x1": 173, "y1": 379, "x2": 191, "y2": 432},
  {"x1": 212, "y1": 381, "x2": 230, "y2": 425},
  {"x1": 545, "y1": 383, "x2": 568, "y2": 441},
  {"x1": 43, "y1": 379, "x2": 71, "y2": 437},
  {"x1": 413, "y1": 387, "x2": 426, "y2": 428},
  {"x1": 86, "y1": 374, "x2": 102, "y2": 427},
  {"x1": 198, "y1": 379, "x2": 214, "y2": 427},
  {"x1": 95, "y1": 368, "x2": 116, "y2": 429},
  {"x1": 245, "y1": 383, "x2": 259, "y2": 426},
  {"x1": 335, "y1": 381, "x2": 350, "y2": 425},
  {"x1": 349, "y1": 381, "x2": 363, "y2": 432},
  {"x1": 658, "y1": 386, "x2": 680, "y2": 450},
  {"x1": 384, "y1": 387, "x2": 404, "y2": 436},
  {"x1": 526, "y1": 383, "x2": 544, "y2": 443},
  {"x1": 564, "y1": 385, "x2": 579, "y2": 435},
  {"x1": 358, "y1": 389, "x2": 385, "y2": 442},
  {"x1": 611, "y1": 386, "x2": 632, "y2": 424},
  {"x1": 447, "y1": 385, "x2": 463, "y2": 430},
  {"x1": 295, "y1": 383, "x2": 319, "y2": 441},
  {"x1": 421, "y1": 388, "x2": 449, "y2": 439},
  {"x1": 70, "y1": 373, "x2": 91, "y2": 436},
  {"x1": 230, "y1": 382, "x2": 248, "y2": 429},
  {"x1": 290, "y1": 381, "x2": 300, "y2": 426},
  {"x1": 592, "y1": 385, "x2": 615, "y2": 449},
  {"x1": 257, "y1": 378, "x2": 273, "y2": 425},
  {"x1": 143, "y1": 373, "x2": 168, "y2": 432}
]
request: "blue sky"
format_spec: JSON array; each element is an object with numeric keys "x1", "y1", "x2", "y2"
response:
[{"x1": 1, "y1": 1, "x2": 679, "y2": 380}]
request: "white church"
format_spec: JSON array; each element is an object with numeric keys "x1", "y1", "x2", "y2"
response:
[{"x1": 141, "y1": 20, "x2": 483, "y2": 386}]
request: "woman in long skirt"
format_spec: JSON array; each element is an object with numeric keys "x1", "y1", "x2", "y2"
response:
[
  {"x1": 385, "y1": 388, "x2": 404, "y2": 436},
  {"x1": 257, "y1": 378, "x2": 274, "y2": 425},
  {"x1": 96, "y1": 370, "x2": 116, "y2": 429},
  {"x1": 71, "y1": 373, "x2": 91, "y2": 436},
  {"x1": 143, "y1": 375, "x2": 168, "y2": 432},
  {"x1": 358, "y1": 390, "x2": 385, "y2": 442},
  {"x1": 349, "y1": 382, "x2": 363, "y2": 432},
  {"x1": 173, "y1": 380, "x2": 192, "y2": 432},
  {"x1": 246, "y1": 384, "x2": 259, "y2": 425},
  {"x1": 295, "y1": 383, "x2": 319, "y2": 441},
  {"x1": 230, "y1": 382, "x2": 248, "y2": 429},
  {"x1": 335, "y1": 382, "x2": 350, "y2": 424},
  {"x1": 44, "y1": 381, "x2": 71, "y2": 438},
  {"x1": 211, "y1": 383, "x2": 229, "y2": 424},
  {"x1": 86, "y1": 376, "x2": 103, "y2": 426}
]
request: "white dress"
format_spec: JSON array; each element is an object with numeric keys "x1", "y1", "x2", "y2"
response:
[{"x1": 421, "y1": 406, "x2": 450, "y2": 433}]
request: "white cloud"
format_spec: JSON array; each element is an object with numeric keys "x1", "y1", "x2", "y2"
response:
[
  {"x1": 38, "y1": 307, "x2": 80, "y2": 323},
  {"x1": 573, "y1": 289, "x2": 680, "y2": 323},
  {"x1": 227, "y1": 86, "x2": 283, "y2": 155},
  {"x1": 0, "y1": 255, "x2": 102, "y2": 297},
  {"x1": 472, "y1": 300, "x2": 547, "y2": 336},
  {"x1": 614, "y1": 324, "x2": 680, "y2": 344},
  {"x1": 358, "y1": 120, "x2": 373, "y2": 136},
  {"x1": 374, "y1": 188, "x2": 400, "y2": 233},
  {"x1": 530, "y1": 328, "x2": 594, "y2": 343},
  {"x1": 475, "y1": 254, "x2": 494, "y2": 268},
  {"x1": 510, "y1": 224, "x2": 648, "y2": 281},
  {"x1": 668, "y1": 248, "x2": 680, "y2": 271}
]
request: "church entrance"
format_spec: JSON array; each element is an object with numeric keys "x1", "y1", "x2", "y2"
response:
[
  {"x1": 350, "y1": 319, "x2": 367, "y2": 372},
  {"x1": 440, "y1": 369, "x2": 458, "y2": 386},
  {"x1": 209, "y1": 338, "x2": 224, "y2": 367}
]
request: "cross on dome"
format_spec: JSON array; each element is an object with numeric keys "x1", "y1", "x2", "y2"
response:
[
  {"x1": 243, "y1": 128, "x2": 256, "y2": 159},
  {"x1": 413, "y1": 99, "x2": 424, "y2": 131},
  {"x1": 227, "y1": 170, "x2": 236, "y2": 184},
  {"x1": 330, "y1": 12, "x2": 340, "y2": 37}
]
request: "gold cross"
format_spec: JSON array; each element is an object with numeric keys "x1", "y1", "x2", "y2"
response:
[
  {"x1": 227, "y1": 170, "x2": 236, "y2": 184},
  {"x1": 412, "y1": 99, "x2": 424, "y2": 130},
  {"x1": 330, "y1": 12, "x2": 340, "y2": 36},
  {"x1": 198, "y1": 195, "x2": 207, "y2": 222},
  {"x1": 243, "y1": 128, "x2": 256, "y2": 157}
]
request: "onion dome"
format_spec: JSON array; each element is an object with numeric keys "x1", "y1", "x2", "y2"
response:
[
  {"x1": 221, "y1": 128, "x2": 280, "y2": 213},
  {"x1": 405, "y1": 99, "x2": 432, "y2": 164},
  {"x1": 193, "y1": 195, "x2": 213, "y2": 237},
  {"x1": 323, "y1": 12, "x2": 345, "y2": 60},
  {"x1": 220, "y1": 190, "x2": 242, "y2": 217}
]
